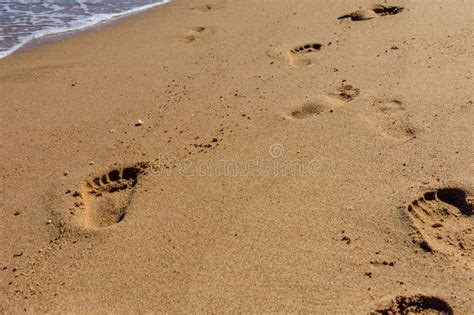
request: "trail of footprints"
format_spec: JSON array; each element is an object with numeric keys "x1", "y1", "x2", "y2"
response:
[
  {"x1": 285, "y1": 3, "x2": 466, "y2": 312},
  {"x1": 287, "y1": 4, "x2": 403, "y2": 66},
  {"x1": 286, "y1": 6, "x2": 415, "y2": 139},
  {"x1": 183, "y1": 2, "x2": 220, "y2": 42},
  {"x1": 408, "y1": 187, "x2": 473, "y2": 264},
  {"x1": 53, "y1": 2, "x2": 466, "y2": 312}
]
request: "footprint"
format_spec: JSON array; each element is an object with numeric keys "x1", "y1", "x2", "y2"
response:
[
  {"x1": 367, "y1": 98, "x2": 417, "y2": 141},
  {"x1": 192, "y1": 4, "x2": 212, "y2": 11},
  {"x1": 190, "y1": 4, "x2": 221, "y2": 12},
  {"x1": 408, "y1": 188, "x2": 473, "y2": 264},
  {"x1": 286, "y1": 85, "x2": 360, "y2": 119},
  {"x1": 74, "y1": 163, "x2": 148, "y2": 228},
  {"x1": 338, "y1": 4, "x2": 404, "y2": 21},
  {"x1": 287, "y1": 43, "x2": 322, "y2": 67},
  {"x1": 371, "y1": 295, "x2": 453, "y2": 315},
  {"x1": 288, "y1": 102, "x2": 325, "y2": 119},
  {"x1": 182, "y1": 27, "x2": 208, "y2": 44},
  {"x1": 330, "y1": 84, "x2": 361, "y2": 102}
]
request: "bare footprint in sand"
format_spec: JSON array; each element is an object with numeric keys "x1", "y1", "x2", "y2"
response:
[
  {"x1": 287, "y1": 85, "x2": 360, "y2": 119},
  {"x1": 338, "y1": 4, "x2": 404, "y2": 21},
  {"x1": 181, "y1": 27, "x2": 209, "y2": 44},
  {"x1": 371, "y1": 295, "x2": 453, "y2": 315},
  {"x1": 287, "y1": 43, "x2": 323, "y2": 67},
  {"x1": 366, "y1": 98, "x2": 417, "y2": 141},
  {"x1": 73, "y1": 163, "x2": 148, "y2": 228},
  {"x1": 190, "y1": 3, "x2": 225, "y2": 12},
  {"x1": 191, "y1": 4, "x2": 213, "y2": 12},
  {"x1": 408, "y1": 187, "x2": 473, "y2": 264}
]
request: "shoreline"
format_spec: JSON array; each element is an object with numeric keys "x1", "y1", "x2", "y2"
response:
[
  {"x1": 0, "y1": 0, "x2": 472, "y2": 313},
  {"x1": 0, "y1": 0, "x2": 172, "y2": 60}
]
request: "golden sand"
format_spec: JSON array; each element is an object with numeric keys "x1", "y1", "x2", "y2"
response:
[{"x1": 0, "y1": 0, "x2": 472, "y2": 313}]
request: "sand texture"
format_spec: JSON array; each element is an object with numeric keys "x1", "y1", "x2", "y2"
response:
[{"x1": 0, "y1": 0, "x2": 473, "y2": 313}]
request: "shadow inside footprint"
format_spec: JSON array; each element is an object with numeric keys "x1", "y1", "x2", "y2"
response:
[
  {"x1": 289, "y1": 102, "x2": 324, "y2": 119},
  {"x1": 330, "y1": 84, "x2": 360, "y2": 101},
  {"x1": 182, "y1": 26, "x2": 208, "y2": 44},
  {"x1": 290, "y1": 43, "x2": 322, "y2": 54},
  {"x1": 407, "y1": 187, "x2": 473, "y2": 261},
  {"x1": 78, "y1": 163, "x2": 148, "y2": 228},
  {"x1": 183, "y1": 35, "x2": 196, "y2": 43},
  {"x1": 371, "y1": 295, "x2": 453, "y2": 315},
  {"x1": 338, "y1": 4, "x2": 404, "y2": 21},
  {"x1": 436, "y1": 188, "x2": 472, "y2": 216},
  {"x1": 288, "y1": 43, "x2": 322, "y2": 67},
  {"x1": 191, "y1": 4, "x2": 213, "y2": 12}
]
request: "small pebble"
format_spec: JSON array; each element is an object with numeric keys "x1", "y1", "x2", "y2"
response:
[
  {"x1": 135, "y1": 119, "x2": 144, "y2": 127},
  {"x1": 46, "y1": 220, "x2": 52, "y2": 225},
  {"x1": 89, "y1": 161, "x2": 95, "y2": 165},
  {"x1": 13, "y1": 252, "x2": 23, "y2": 258},
  {"x1": 63, "y1": 171, "x2": 70, "y2": 176}
]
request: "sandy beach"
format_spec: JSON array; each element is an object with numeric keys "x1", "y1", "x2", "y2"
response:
[{"x1": 0, "y1": 0, "x2": 473, "y2": 313}]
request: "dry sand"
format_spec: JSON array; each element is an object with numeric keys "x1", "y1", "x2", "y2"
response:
[{"x1": 0, "y1": 0, "x2": 473, "y2": 313}]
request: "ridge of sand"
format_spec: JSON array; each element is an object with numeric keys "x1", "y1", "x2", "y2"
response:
[{"x1": 0, "y1": 0, "x2": 473, "y2": 313}]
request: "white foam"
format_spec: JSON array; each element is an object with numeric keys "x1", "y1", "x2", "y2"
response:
[{"x1": 0, "y1": 0, "x2": 171, "y2": 59}]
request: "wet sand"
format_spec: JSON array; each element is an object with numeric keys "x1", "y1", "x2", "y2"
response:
[{"x1": 0, "y1": 0, "x2": 473, "y2": 313}]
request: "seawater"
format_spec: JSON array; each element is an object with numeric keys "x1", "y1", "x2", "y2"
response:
[{"x1": 0, "y1": 0, "x2": 171, "y2": 59}]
